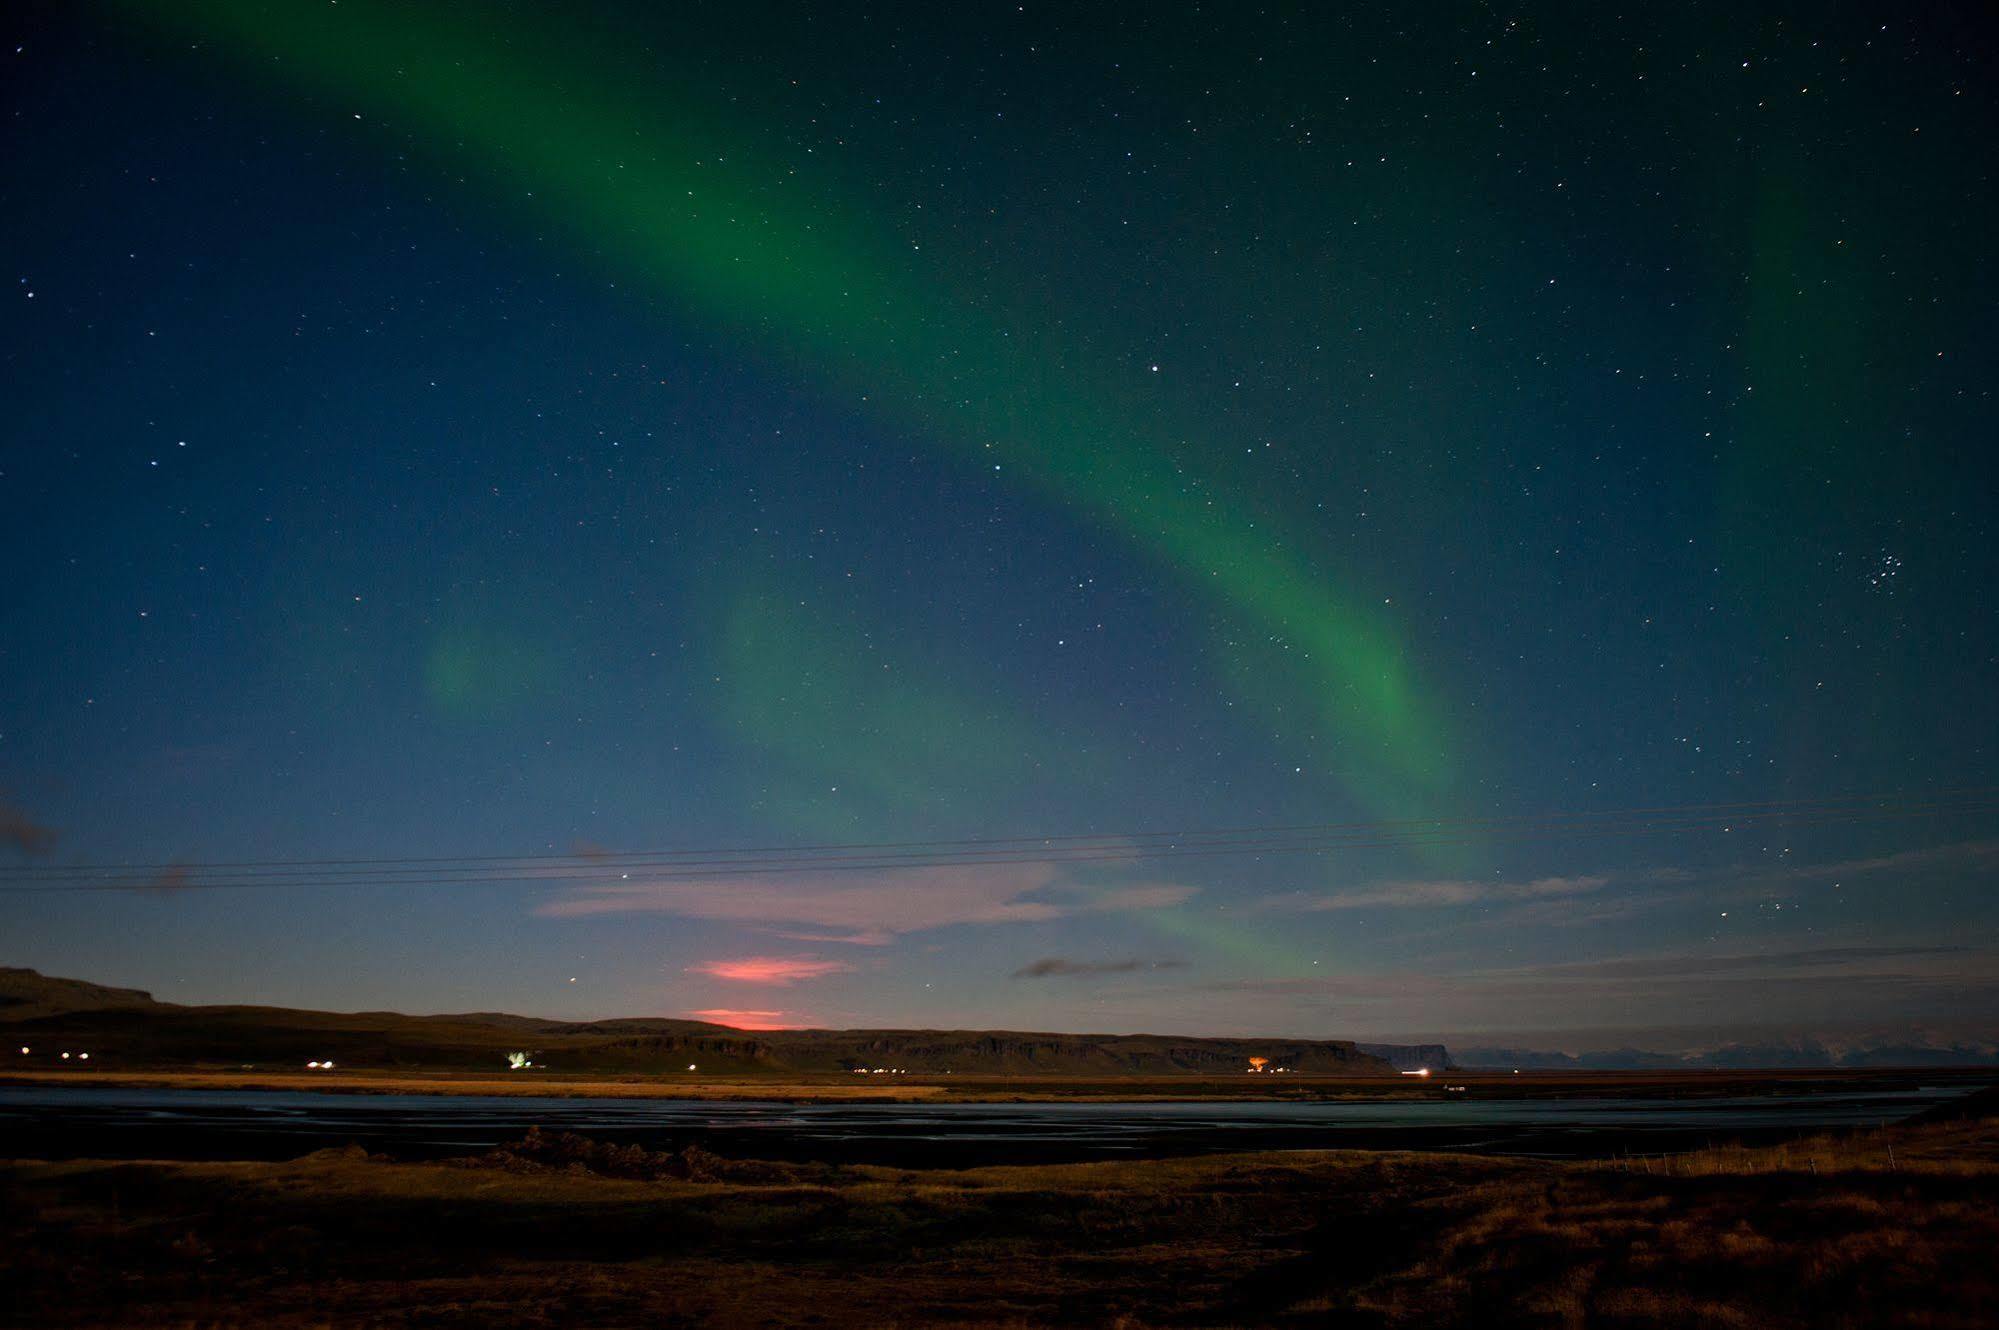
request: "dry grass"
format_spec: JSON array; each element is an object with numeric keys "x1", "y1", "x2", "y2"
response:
[
  {"x1": 5, "y1": 1119, "x2": 1998, "y2": 1327},
  {"x1": 1597, "y1": 1114, "x2": 1999, "y2": 1177},
  {"x1": 1352, "y1": 1117, "x2": 1999, "y2": 1329}
]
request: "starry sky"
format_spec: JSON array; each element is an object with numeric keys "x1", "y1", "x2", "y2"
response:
[{"x1": 3, "y1": 1, "x2": 1996, "y2": 1049}]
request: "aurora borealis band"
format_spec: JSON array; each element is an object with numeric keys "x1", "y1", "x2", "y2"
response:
[
  {"x1": 120, "y1": 0, "x2": 1453, "y2": 808},
  {"x1": 1, "y1": 2, "x2": 1995, "y2": 1047}
]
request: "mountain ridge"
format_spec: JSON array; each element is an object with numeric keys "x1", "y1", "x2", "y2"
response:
[
  {"x1": 1458, "y1": 1038, "x2": 1999, "y2": 1070},
  {"x1": 0, "y1": 967, "x2": 1419, "y2": 1075}
]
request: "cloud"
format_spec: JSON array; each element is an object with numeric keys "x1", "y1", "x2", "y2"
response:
[
  {"x1": 1763, "y1": 838, "x2": 1999, "y2": 883},
  {"x1": 687, "y1": 956, "x2": 853, "y2": 985},
  {"x1": 1510, "y1": 944, "x2": 1971, "y2": 983},
  {"x1": 1089, "y1": 884, "x2": 1199, "y2": 910},
  {"x1": 537, "y1": 862, "x2": 1196, "y2": 938},
  {"x1": 1199, "y1": 974, "x2": 1442, "y2": 1002},
  {"x1": 1270, "y1": 874, "x2": 1612, "y2": 912},
  {"x1": 1012, "y1": 956, "x2": 1188, "y2": 980},
  {"x1": 777, "y1": 929, "x2": 897, "y2": 947},
  {"x1": 0, "y1": 802, "x2": 57, "y2": 856},
  {"x1": 1329, "y1": 840, "x2": 1999, "y2": 942},
  {"x1": 687, "y1": 1009, "x2": 797, "y2": 1030},
  {"x1": 1188, "y1": 945, "x2": 1999, "y2": 1023}
]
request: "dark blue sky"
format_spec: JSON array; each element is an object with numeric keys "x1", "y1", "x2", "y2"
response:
[{"x1": 3, "y1": 2, "x2": 1995, "y2": 1047}]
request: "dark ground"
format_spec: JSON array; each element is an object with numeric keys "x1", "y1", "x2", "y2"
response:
[
  {"x1": 0, "y1": 1074, "x2": 1977, "y2": 1167},
  {"x1": 6, "y1": 1095, "x2": 1999, "y2": 1328}
]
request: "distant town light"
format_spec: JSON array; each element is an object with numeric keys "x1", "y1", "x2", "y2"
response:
[
  {"x1": 307, "y1": 1061, "x2": 321, "y2": 1068},
  {"x1": 77, "y1": 1053, "x2": 89, "y2": 1060},
  {"x1": 687, "y1": 1063, "x2": 697, "y2": 1071},
  {"x1": 61, "y1": 1052, "x2": 71, "y2": 1059},
  {"x1": 17, "y1": 1047, "x2": 27, "y2": 1055},
  {"x1": 1400, "y1": 1067, "x2": 1431, "y2": 1077}
]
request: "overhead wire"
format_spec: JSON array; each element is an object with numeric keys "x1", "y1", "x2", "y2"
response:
[{"x1": 0, "y1": 787, "x2": 1992, "y2": 895}]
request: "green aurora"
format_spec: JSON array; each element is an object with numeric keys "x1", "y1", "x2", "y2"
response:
[{"x1": 125, "y1": 0, "x2": 1460, "y2": 833}]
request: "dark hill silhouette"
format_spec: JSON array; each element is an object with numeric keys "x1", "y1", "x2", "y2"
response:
[{"x1": 0, "y1": 967, "x2": 1409, "y2": 1075}]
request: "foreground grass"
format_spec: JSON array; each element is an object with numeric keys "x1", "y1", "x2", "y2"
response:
[{"x1": 5, "y1": 1115, "x2": 1998, "y2": 1327}]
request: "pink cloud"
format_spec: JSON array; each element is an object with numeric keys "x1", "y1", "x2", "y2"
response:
[
  {"x1": 688, "y1": 956, "x2": 853, "y2": 985},
  {"x1": 777, "y1": 928, "x2": 897, "y2": 947},
  {"x1": 1090, "y1": 884, "x2": 1200, "y2": 910},
  {"x1": 689, "y1": 1009, "x2": 798, "y2": 1030},
  {"x1": 536, "y1": 862, "x2": 1196, "y2": 938},
  {"x1": 0, "y1": 801, "x2": 57, "y2": 855}
]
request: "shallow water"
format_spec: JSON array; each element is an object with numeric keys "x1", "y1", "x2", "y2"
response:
[{"x1": 0, "y1": 1083, "x2": 1972, "y2": 1166}]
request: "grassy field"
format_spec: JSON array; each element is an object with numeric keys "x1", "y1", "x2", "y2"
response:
[{"x1": 5, "y1": 1104, "x2": 1997, "y2": 1327}]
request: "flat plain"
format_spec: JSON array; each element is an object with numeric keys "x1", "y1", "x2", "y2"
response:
[
  {"x1": 6, "y1": 1098, "x2": 1998, "y2": 1328},
  {"x1": 5, "y1": 1064, "x2": 1984, "y2": 1102}
]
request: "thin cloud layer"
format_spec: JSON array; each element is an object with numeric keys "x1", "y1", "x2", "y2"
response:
[
  {"x1": 1762, "y1": 838, "x2": 1999, "y2": 883},
  {"x1": 1192, "y1": 942, "x2": 1999, "y2": 1034},
  {"x1": 0, "y1": 802, "x2": 57, "y2": 856},
  {"x1": 1507, "y1": 944, "x2": 1972, "y2": 983},
  {"x1": 1271, "y1": 874, "x2": 1612, "y2": 912},
  {"x1": 538, "y1": 863, "x2": 1197, "y2": 939},
  {"x1": 1012, "y1": 956, "x2": 1189, "y2": 980}
]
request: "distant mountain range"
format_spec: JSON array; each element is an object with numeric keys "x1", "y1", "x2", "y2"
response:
[
  {"x1": 1458, "y1": 1038, "x2": 1999, "y2": 1070},
  {"x1": 1355, "y1": 1042, "x2": 1451, "y2": 1072},
  {"x1": 0, "y1": 967, "x2": 1422, "y2": 1076}
]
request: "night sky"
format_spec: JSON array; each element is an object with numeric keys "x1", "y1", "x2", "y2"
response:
[{"x1": 3, "y1": 2, "x2": 1995, "y2": 1049}]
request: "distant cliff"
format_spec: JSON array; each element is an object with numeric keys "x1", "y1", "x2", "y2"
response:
[
  {"x1": 1356, "y1": 1042, "x2": 1453, "y2": 1072},
  {"x1": 777, "y1": 1029, "x2": 1397, "y2": 1075},
  {"x1": 1456, "y1": 1039, "x2": 1999, "y2": 1070},
  {"x1": 0, "y1": 967, "x2": 157, "y2": 1021},
  {"x1": 0, "y1": 967, "x2": 1406, "y2": 1075}
]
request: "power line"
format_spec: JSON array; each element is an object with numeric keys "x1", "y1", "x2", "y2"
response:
[
  {"x1": 7, "y1": 799, "x2": 1990, "y2": 887},
  {"x1": 0, "y1": 788, "x2": 1992, "y2": 895},
  {"x1": 5, "y1": 786, "x2": 1989, "y2": 877}
]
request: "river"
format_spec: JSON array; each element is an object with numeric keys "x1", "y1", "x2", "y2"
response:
[{"x1": 0, "y1": 1082, "x2": 1974, "y2": 1166}]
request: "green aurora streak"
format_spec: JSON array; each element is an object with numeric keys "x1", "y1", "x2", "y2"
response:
[{"x1": 127, "y1": 0, "x2": 1459, "y2": 826}]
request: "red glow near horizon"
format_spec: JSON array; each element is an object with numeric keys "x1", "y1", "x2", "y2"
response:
[{"x1": 688, "y1": 1009, "x2": 798, "y2": 1031}]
